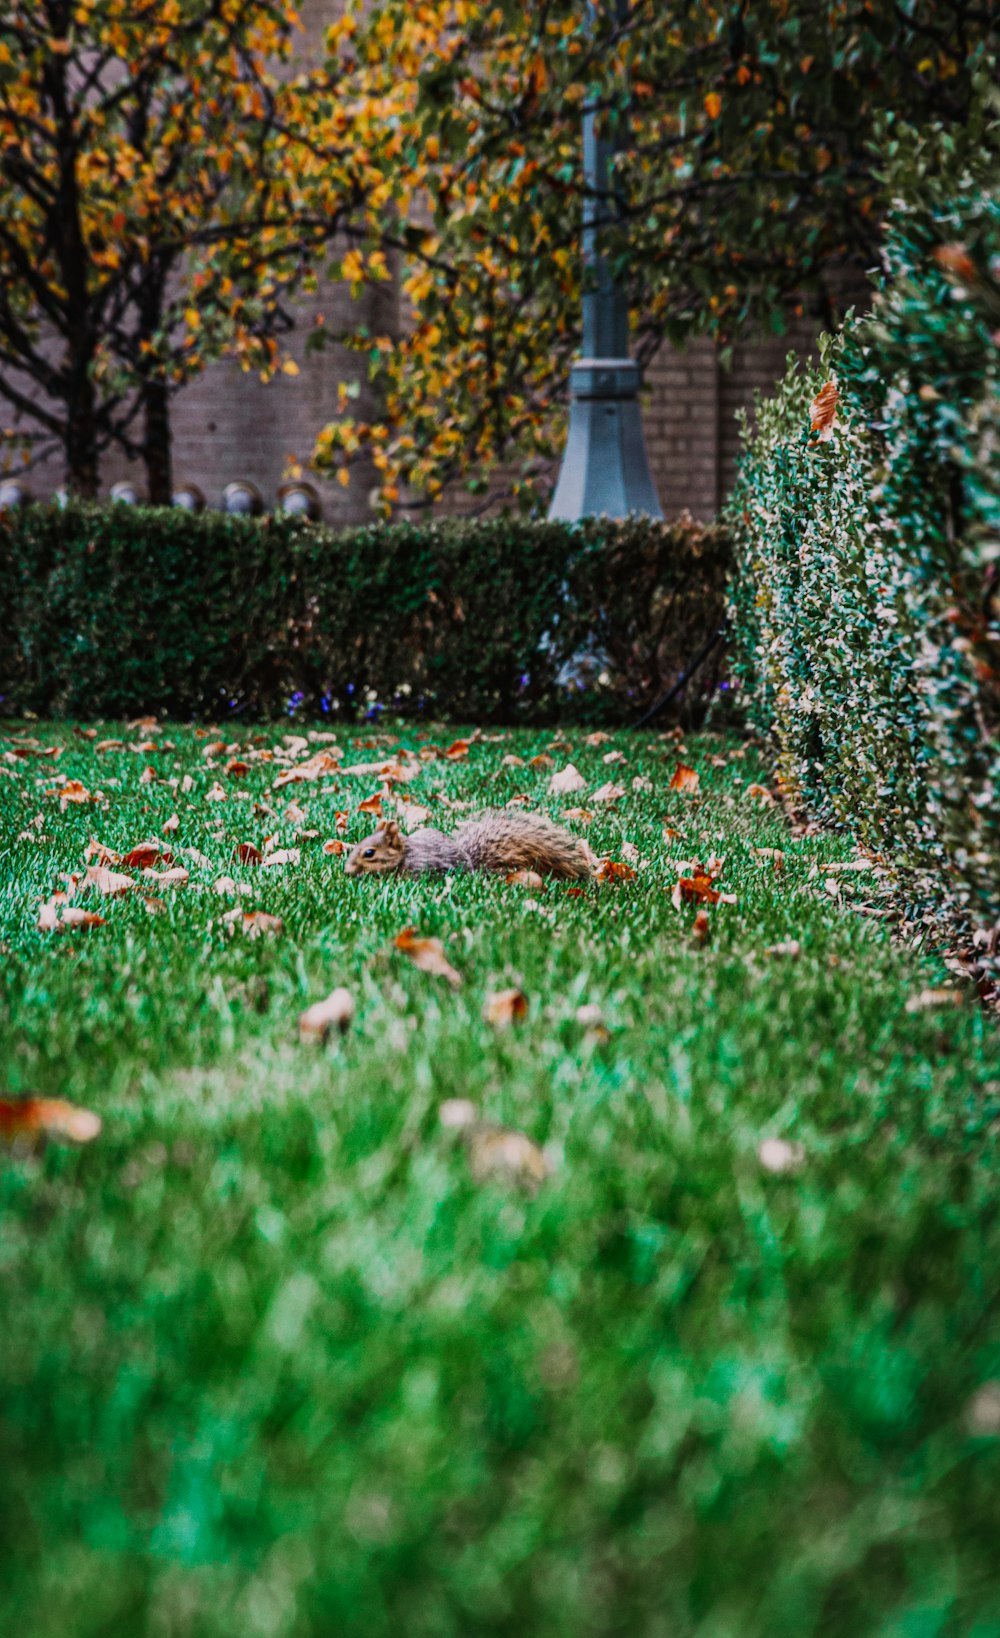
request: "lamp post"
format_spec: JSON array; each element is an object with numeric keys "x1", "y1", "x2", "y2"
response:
[{"x1": 549, "y1": 6, "x2": 662, "y2": 521}]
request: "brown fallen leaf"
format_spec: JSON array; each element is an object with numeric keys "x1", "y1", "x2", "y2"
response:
[
  {"x1": 506, "y1": 869, "x2": 544, "y2": 888},
  {"x1": 594, "y1": 858, "x2": 638, "y2": 882},
  {"x1": 590, "y1": 781, "x2": 625, "y2": 805},
  {"x1": 240, "y1": 911, "x2": 284, "y2": 939},
  {"x1": 529, "y1": 753, "x2": 555, "y2": 769},
  {"x1": 467, "y1": 1125, "x2": 551, "y2": 1190},
  {"x1": 121, "y1": 841, "x2": 173, "y2": 870},
  {"x1": 84, "y1": 864, "x2": 134, "y2": 897},
  {"x1": 483, "y1": 988, "x2": 528, "y2": 1027},
  {"x1": 669, "y1": 762, "x2": 700, "y2": 794},
  {"x1": 549, "y1": 762, "x2": 587, "y2": 794},
  {"x1": 358, "y1": 793, "x2": 384, "y2": 816},
  {"x1": 48, "y1": 778, "x2": 97, "y2": 810},
  {"x1": 444, "y1": 738, "x2": 471, "y2": 761},
  {"x1": 602, "y1": 749, "x2": 627, "y2": 766},
  {"x1": 226, "y1": 759, "x2": 249, "y2": 778},
  {"x1": 692, "y1": 909, "x2": 711, "y2": 943},
  {"x1": 84, "y1": 838, "x2": 121, "y2": 865},
  {"x1": 672, "y1": 874, "x2": 721, "y2": 908},
  {"x1": 299, "y1": 987, "x2": 355, "y2": 1041},
  {"x1": 0, "y1": 1097, "x2": 101, "y2": 1145},
  {"x1": 394, "y1": 927, "x2": 463, "y2": 988},
  {"x1": 262, "y1": 848, "x2": 300, "y2": 868},
  {"x1": 163, "y1": 813, "x2": 180, "y2": 833},
  {"x1": 180, "y1": 846, "x2": 214, "y2": 869},
  {"x1": 905, "y1": 988, "x2": 964, "y2": 1013},
  {"x1": 38, "y1": 895, "x2": 107, "y2": 932},
  {"x1": 138, "y1": 766, "x2": 157, "y2": 786},
  {"x1": 745, "y1": 783, "x2": 775, "y2": 805},
  {"x1": 562, "y1": 807, "x2": 594, "y2": 824},
  {"x1": 235, "y1": 842, "x2": 263, "y2": 866},
  {"x1": 765, "y1": 940, "x2": 802, "y2": 959},
  {"x1": 322, "y1": 838, "x2": 345, "y2": 856},
  {"x1": 142, "y1": 895, "x2": 168, "y2": 915},
  {"x1": 584, "y1": 731, "x2": 611, "y2": 746},
  {"x1": 205, "y1": 781, "x2": 226, "y2": 801},
  {"x1": 141, "y1": 866, "x2": 189, "y2": 889},
  {"x1": 501, "y1": 754, "x2": 525, "y2": 768},
  {"x1": 750, "y1": 847, "x2": 785, "y2": 869}
]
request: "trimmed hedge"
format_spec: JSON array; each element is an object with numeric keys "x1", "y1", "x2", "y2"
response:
[
  {"x1": 728, "y1": 144, "x2": 999, "y2": 941},
  {"x1": 0, "y1": 506, "x2": 729, "y2": 726}
]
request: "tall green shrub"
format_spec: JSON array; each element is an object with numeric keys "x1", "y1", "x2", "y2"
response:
[
  {"x1": 0, "y1": 507, "x2": 730, "y2": 726},
  {"x1": 729, "y1": 125, "x2": 999, "y2": 940}
]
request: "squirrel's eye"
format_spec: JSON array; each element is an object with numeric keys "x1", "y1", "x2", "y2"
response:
[{"x1": 363, "y1": 848, "x2": 376, "y2": 858}]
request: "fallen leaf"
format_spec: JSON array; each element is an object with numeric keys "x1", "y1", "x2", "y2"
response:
[
  {"x1": 262, "y1": 848, "x2": 300, "y2": 868},
  {"x1": 163, "y1": 813, "x2": 180, "y2": 833},
  {"x1": 84, "y1": 864, "x2": 134, "y2": 897},
  {"x1": 669, "y1": 763, "x2": 700, "y2": 794},
  {"x1": 750, "y1": 847, "x2": 785, "y2": 868},
  {"x1": 0, "y1": 1097, "x2": 101, "y2": 1145},
  {"x1": 299, "y1": 987, "x2": 355, "y2": 1041},
  {"x1": 322, "y1": 838, "x2": 345, "y2": 855},
  {"x1": 138, "y1": 766, "x2": 157, "y2": 786},
  {"x1": 285, "y1": 801, "x2": 307, "y2": 825},
  {"x1": 672, "y1": 874, "x2": 721, "y2": 908},
  {"x1": 483, "y1": 988, "x2": 528, "y2": 1027},
  {"x1": 549, "y1": 762, "x2": 587, "y2": 794},
  {"x1": 205, "y1": 781, "x2": 227, "y2": 802},
  {"x1": 38, "y1": 895, "x2": 107, "y2": 932},
  {"x1": 529, "y1": 753, "x2": 554, "y2": 769},
  {"x1": 758, "y1": 1137, "x2": 806, "y2": 1174},
  {"x1": 142, "y1": 895, "x2": 167, "y2": 915},
  {"x1": 765, "y1": 940, "x2": 801, "y2": 959},
  {"x1": 445, "y1": 739, "x2": 471, "y2": 760},
  {"x1": 358, "y1": 793, "x2": 384, "y2": 816},
  {"x1": 235, "y1": 842, "x2": 263, "y2": 866},
  {"x1": 603, "y1": 749, "x2": 627, "y2": 766},
  {"x1": 48, "y1": 778, "x2": 96, "y2": 809},
  {"x1": 467, "y1": 1125, "x2": 551, "y2": 1190},
  {"x1": 121, "y1": 841, "x2": 173, "y2": 870},
  {"x1": 84, "y1": 838, "x2": 121, "y2": 865},
  {"x1": 584, "y1": 731, "x2": 611, "y2": 746},
  {"x1": 226, "y1": 759, "x2": 249, "y2": 778},
  {"x1": 745, "y1": 783, "x2": 774, "y2": 805},
  {"x1": 590, "y1": 781, "x2": 625, "y2": 805},
  {"x1": 402, "y1": 803, "x2": 432, "y2": 831},
  {"x1": 822, "y1": 859, "x2": 874, "y2": 874},
  {"x1": 562, "y1": 807, "x2": 593, "y2": 824},
  {"x1": 394, "y1": 927, "x2": 462, "y2": 988},
  {"x1": 905, "y1": 988, "x2": 964, "y2": 1013},
  {"x1": 506, "y1": 869, "x2": 544, "y2": 888},
  {"x1": 595, "y1": 858, "x2": 638, "y2": 882},
  {"x1": 141, "y1": 867, "x2": 189, "y2": 888},
  {"x1": 693, "y1": 909, "x2": 711, "y2": 943},
  {"x1": 240, "y1": 911, "x2": 284, "y2": 939},
  {"x1": 180, "y1": 846, "x2": 214, "y2": 868},
  {"x1": 501, "y1": 754, "x2": 525, "y2": 768},
  {"x1": 632, "y1": 775, "x2": 653, "y2": 793}
]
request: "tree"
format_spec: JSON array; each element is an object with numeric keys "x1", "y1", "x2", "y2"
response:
[
  {"x1": 303, "y1": 0, "x2": 998, "y2": 513},
  {"x1": 0, "y1": 0, "x2": 339, "y2": 499}
]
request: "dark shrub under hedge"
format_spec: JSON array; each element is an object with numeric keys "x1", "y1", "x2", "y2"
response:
[{"x1": 0, "y1": 506, "x2": 730, "y2": 725}]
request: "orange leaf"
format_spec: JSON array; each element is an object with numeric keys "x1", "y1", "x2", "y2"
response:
[
  {"x1": 483, "y1": 988, "x2": 528, "y2": 1027},
  {"x1": 322, "y1": 838, "x2": 345, "y2": 855},
  {"x1": 235, "y1": 842, "x2": 263, "y2": 866},
  {"x1": 358, "y1": 794, "x2": 384, "y2": 815},
  {"x1": 594, "y1": 858, "x2": 638, "y2": 882},
  {"x1": 704, "y1": 91, "x2": 722, "y2": 119},
  {"x1": 0, "y1": 1097, "x2": 101, "y2": 1145},
  {"x1": 506, "y1": 869, "x2": 544, "y2": 888},
  {"x1": 226, "y1": 759, "x2": 249, "y2": 778},
  {"x1": 121, "y1": 841, "x2": 173, "y2": 870},
  {"x1": 669, "y1": 763, "x2": 700, "y2": 794},
  {"x1": 444, "y1": 738, "x2": 471, "y2": 761},
  {"x1": 693, "y1": 909, "x2": 711, "y2": 942},
  {"x1": 809, "y1": 381, "x2": 838, "y2": 441},
  {"x1": 673, "y1": 874, "x2": 721, "y2": 907},
  {"x1": 394, "y1": 926, "x2": 463, "y2": 988}
]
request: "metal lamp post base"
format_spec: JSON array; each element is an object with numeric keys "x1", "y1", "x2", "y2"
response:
[{"x1": 549, "y1": 357, "x2": 663, "y2": 522}]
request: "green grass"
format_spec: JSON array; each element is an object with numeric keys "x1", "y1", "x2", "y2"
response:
[{"x1": 1, "y1": 720, "x2": 998, "y2": 1638}]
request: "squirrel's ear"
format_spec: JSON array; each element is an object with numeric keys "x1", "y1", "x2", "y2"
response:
[{"x1": 380, "y1": 819, "x2": 401, "y2": 844}]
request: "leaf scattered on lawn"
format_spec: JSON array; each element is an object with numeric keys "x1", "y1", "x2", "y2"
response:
[
  {"x1": 595, "y1": 859, "x2": 638, "y2": 882},
  {"x1": 750, "y1": 847, "x2": 785, "y2": 869},
  {"x1": 468, "y1": 1125, "x2": 551, "y2": 1190},
  {"x1": 483, "y1": 988, "x2": 528, "y2": 1027},
  {"x1": 48, "y1": 779, "x2": 97, "y2": 810},
  {"x1": 322, "y1": 839, "x2": 345, "y2": 856},
  {"x1": 590, "y1": 781, "x2": 625, "y2": 806},
  {"x1": 758, "y1": 1137, "x2": 806, "y2": 1174},
  {"x1": 745, "y1": 783, "x2": 774, "y2": 805},
  {"x1": 163, "y1": 813, "x2": 180, "y2": 833},
  {"x1": 299, "y1": 988, "x2": 355, "y2": 1041},
  {"x1": 765, "y1": 940, "x2": 802, "y2": 959},
  {"x1": 262, "y1": 848, "x2": 300, "y2": 868},
  {"x1": 84, "y1": 838, "x2": 120, "y2": 865},
  {"x1": 235, "y1": 842, "x2": 263, "y2": 866},
  {"x1": 141, "y1": 867, "x2": 189, "y2": 889},
  {"x1": 38, "y1": 895, "x2": 107, "y2": 932},
  {"x1": 905, "y1": 988, "x2": 964, "y2": 1013},
  {"x1": 693, "y1": 909, "x2": 711, "y2": 943},
  {"x1": 394, "y1": 927, "x2": 463, "y2": 988},
  {"x1": 226, "y1": 759, "x2": 249, "y2": 778},
  {"x1": 444, "y1": 738, "x2": 471, "y2": 761},
  {"x1": 549, "y1": 763, "x2": 586, "y2": 794},
  {"x1": 562, "y1": 807, "x2": 593, "y2": 824},
  {"x1": 506, "y1": 869, "x2": 544, "y2": 888},
  {"x1": 358, "y1": 793, "x2": 384, "y2": 816},
  {"x1": 84, "y1": 864, "x2": 134, "y2": 897},
  {"x1": 584, "y1": 731, "x2": 611, "y2": 746},
  {"x1": 121, "y1": 841, "x2": 173, "y2": 870},
  {"x1": 224, "y1": 910, "x2": 284, "y2": 939},
  {"x1": 0, "y1": 1097, "x2": 101, "y2": 1145},
  {"x1": 669, "y1": 763, "x2": 700, "y2": 794},
  {"x1": 439, "y1": 1098, "x2": 477, "y2": 1129}
]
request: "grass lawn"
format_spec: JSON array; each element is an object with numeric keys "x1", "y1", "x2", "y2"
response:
[{"x1": 1, "y1": 720, "x2": 998, "y2": 1638}]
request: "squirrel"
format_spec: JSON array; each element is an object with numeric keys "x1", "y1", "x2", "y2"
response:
[{"x1": 344, "y1": 811, "x2": 595, "y2": 881}]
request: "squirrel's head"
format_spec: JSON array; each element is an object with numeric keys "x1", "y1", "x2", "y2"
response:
[{"x1": 344, "y1": 819, "x2": 406, "y2": 877}]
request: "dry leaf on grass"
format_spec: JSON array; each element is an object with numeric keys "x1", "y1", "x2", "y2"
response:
[
  {"x1": 501, "y1": 754, "x2": 525, "y2": 768},
  {"x1": 38, "y1": 896, "x2": 107, "y2": 932},
  {"x1": 141, "y1": 866, "x2": 189, "y2": 889},
  {"x1": 205, "y1": 781, "x2": 226, "y2": 802},
  {"x1": 692, "y1": 909, "x2": 711, "y2": 943},
  {"x1": 235, "y1": 842, "x2": 263, "y2": 866},
  {"x1": 549, "y1": 763, "x2": 586, "y2": 795},
  {"x1": 142, "y1": 895, "x2": 167, "y2": 915},
  {"x1": 226, "y1": 910, "x2": 284, "y2": 939},
  {"x1": 590, "y1": 781, "x2": 625, "y2": 806},
  {"x1": 671, "y1": 874, "x2": 734, "y2": 909},
  {"x1": 444, "y1": 738, "x2": 471, "y2": 761},
  {"x1": 669, "y1": 762, "x2": 700, "y2": 794},
  {"x1": 506, "y1": 869, "x2": 544, "y2": 888},
  {"x1": 84, "y1": 838, "x2": 120, "y2": 865},
  {"x1": 594, "y1": 859, "x2": 638, "y2": 883},
  {"x1": 529, "y1": 753, "x2": 554, "y2": 769},
  {"x1": 603, "y1": 749, "x2": 627, "y2": 765},
  {"x1": 468, "y1": 1126, "x2": 551, "y2": 1190},
  {"x1": 765, "y1": 940, "x2": 802, "y2": 959},
  {"x1": 562, "y1": 807, "x2": 593, "y2": 824},
  {"x1": 584, "y1": 731, "x2": 611, "y2": 746},
  {"x1": 299, "y1": 987, "x2": 355, "y2": 1041},
  {"x1": 48, "y1": 779, "x2": 97, "y2": 810},
  {"x1": 262, "y1": 848, "x2": 300, "y2": 868},
  {"x1": 745, "y1": 783, "x2": 774, "y2": 805},
  {"x1": 358, "y1": 793, "x2": 384, "y2": 817},
  {"x1": 483, "y1": 988, "x2": 528, "y2": 1027},
  {"x1": 121, "y1": 841, "x2": 173, "y2": 870},
  {"x1": 402, "y1": 803, "x2": 432, "y2": 830},
  {"x1": 905, "y1": 988, "x2": 964, "y2": 1013},
  {"x1": 84, "y1": 864, "x2": 134, "y2": 897},
  {"x1": 750, "y1": 847, "x2": 785, "y2": 869},
  {"x1": 163, "y1": 813, "x2": 180, "y2": 833},
  {"x1": 226, "y1": 759, "x2": 249, "y2": 778},
  {"x1": 394, "y1": 927, "x2": 463, "y2": 988},
  {"x1": 758, "y1": 1137, "x2": 806, "y2": 1174},
  {"x1": 322, "y1": 838, "x2": 345, "y2": 856},
  {"x1": 0, "y1": 1097, "x2": 101, "y2": 1146}
]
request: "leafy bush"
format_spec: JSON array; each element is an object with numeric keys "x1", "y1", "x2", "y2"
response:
[
  {"x1": 728, "y1": 130, "x2": 999, "y2": 941},
  {"x1": 0, "y1": 506, "x2": 730, "y2": 725}
]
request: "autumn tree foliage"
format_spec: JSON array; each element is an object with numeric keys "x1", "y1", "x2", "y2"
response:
[
  {"x1": 0, "y1": 0, "x2": 336, "y2": 499},
  {"x1": 304, "y1": 0, "x2": 998, "y2": 512}
]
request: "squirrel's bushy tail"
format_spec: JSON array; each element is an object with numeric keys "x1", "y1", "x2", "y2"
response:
[{"x1": 456, "y1": 811, "x2": 594, "y2": 880}]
